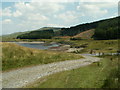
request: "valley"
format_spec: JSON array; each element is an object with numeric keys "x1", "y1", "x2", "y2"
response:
[{"x1": 1, "y1": 16, "x2": 119, "y2": 88}]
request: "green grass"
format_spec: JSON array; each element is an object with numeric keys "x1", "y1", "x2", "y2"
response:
[
  {"x1": 2, "y1": 42, "x2": 83, "y2": 71},
  {"x1": 10, "y1": 38, "x2": 118, "y2": 54},
  {"x1": 70, "y1": 40, "x2": 118, "y2": 53},
  {"x1": 37, "y1": 39, "x2": 118, "y2": 53},
  {"x1": 57, "y1": 39, "x2": 118, "y2": 53},
  {"x1": 28, "y1": 55, "x2": 119, "y2": 88},
  {"x1": 2, "y1": 36, "x2": 118, "y2": 54}
]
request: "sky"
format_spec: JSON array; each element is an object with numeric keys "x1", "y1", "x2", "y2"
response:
[{"x1": 0, "y1": 0, "x2": 119, "y2": 35}]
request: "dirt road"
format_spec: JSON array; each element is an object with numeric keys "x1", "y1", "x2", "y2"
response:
[{"x1": 2, "y1": 55, "x2": 101, "y2": 88}]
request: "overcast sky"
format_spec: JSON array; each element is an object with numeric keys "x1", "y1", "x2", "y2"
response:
[{"x1": 0, "y1": 0, "x2": 119, "y2": 35}]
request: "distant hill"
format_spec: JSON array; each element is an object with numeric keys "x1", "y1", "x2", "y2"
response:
[
  {"x1": 1, "y1": 31, "x2": 30, "y2": 41},
  {"x1": 2, "y1": 27, "x2": 61, "y2": 41},
  {"x1": 35, "y1": 27, "x2": 61, "y2": 32},
  {"x1": 17, "y1": 30, "x2": 54, "y2": 39},
  {"x1": 17, "y1": 16, "x2": 119, "y2": 40},
  {"x1": 2, "y1": 31, "x2": 29, "y2": 38},
  {"x1": 16, "y1": 27, "x2": 61, "y2": 39},
  {"x1": 2, "y1": 16, "x2": 119, "y2": 40}
]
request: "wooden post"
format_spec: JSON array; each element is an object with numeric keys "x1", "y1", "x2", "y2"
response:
[
  {"x1": 90, "y1": 50, "x2": 93, "y2": 54},
  {"x1": 110, "y1": 58, "x2": 113, "y2": 61},
  {"x1": 99, "y1": 52, "x2": 101, "y2": 56}
]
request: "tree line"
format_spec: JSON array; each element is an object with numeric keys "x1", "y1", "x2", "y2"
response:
[{"x1": 17, "y1": 30, "x2": 54, "y2": 39}]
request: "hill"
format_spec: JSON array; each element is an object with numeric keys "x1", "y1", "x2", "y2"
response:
[
  {"x1": 35, "y1": 27, "x2": 61, "y2": 32},
  {"x1": 2, "y1": 27, "x2": 61, "y2": 41},
  {"x1": 93, "y1": 17, "x2": 119, "y2": 40},
  {"x1": 16, "y1": 27, "x2": 61, "y2": 39},
  {"x1": 2, "y1": 16, "x2": 119, "y2": 40},
  {"x1": 17, "y1": 16, "x2": 119, "y2": 40},
  {"x1": 17, "y1": 30, "x2": 54, "y2": 39},
  {"x1": 61, "y1": 16, "x2": 119, "y2": 40},
  {"x1": 1, "y1": 31, "x2": 30, "y2": 41}
]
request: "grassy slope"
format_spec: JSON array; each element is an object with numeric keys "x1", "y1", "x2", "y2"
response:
[
  {"x1": 39, "y1": 39, "x2": 118, "y2": 53},
  {"x1": 2, "y1": 42, "x2": 82, "y2": 71},
  {"x1": 1, "y1": 27, "x2": 61, "y2": 41},
  {"x1": 28, "y1": 55, "x2": 119, "y2": 88},
  {"x1": 73, "y1": 29, "x2": 95, "y2": 39},
  {"x1": 1, "y1": 31, "x2": 30, "y2": 41},
  {"x1": 70, "y1": 40, "x2": 118, "y2": 53},
  {"x1": 54, "y1": 28, "x2": 94, "y2": 40}
]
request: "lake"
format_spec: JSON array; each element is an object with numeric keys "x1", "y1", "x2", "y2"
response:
[{"x1": 15, "y1": 42, "x2": 60, "y2": 50}]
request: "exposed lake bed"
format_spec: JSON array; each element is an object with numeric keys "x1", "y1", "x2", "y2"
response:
[
  {"x1": 10, "y1": 40, "x2": 119, "y2": 56},
  {"x1": 14, "y1": 41, "x2": 61, "y2": 50},
  {"x1": 14, "y1": 41, "x2": 84, "y2": 53}
]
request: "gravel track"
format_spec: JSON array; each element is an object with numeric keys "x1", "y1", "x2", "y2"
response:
[{"x1": 2, "y1": 55, "x2": 101, "y2": 88}]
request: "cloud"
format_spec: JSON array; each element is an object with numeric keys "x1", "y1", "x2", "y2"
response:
[
  {"x1": 46, "y1": 24, "x2": 66, "y2": 27},
  {"x1": 0, "y1": 9, "x2": 2, "y2": 17},
  {"x1": 2, "y1": 2, "x2": 64, "y2": 18},
  {"x1": 11, "y1": 2, "x2": 64, "y2": 27},
  {"x1": 14, "y1": 2, "x2": 64, "y2": 14},
  {"x1": 76, "y1": 2, "x2": 117, "y2": 18},
  {"x1": 27, "y1": 13, "x2": 49, "y2": 21},
  {"x1": 3, "y1": 19, "x2": 12, "y2": 24},
  {"x1": 1, "y1": 1, "x2": 118, "y2": 35},
  {"x1": 14, "y1": 2, "x2": 34, "y2": 13},
  {"x1": 56, "y1": 11, "x2": 79, "y2": 23},
  {"x1": 3, "y1": 0, "x2": 117, "y2": 2},
  {"x1": 88, "y1": 2, "x2": 117, "y2": 8},
  {"x1": 13, "y1": 10, "x2": 22, "y2": 17},
  {"x1": 2, "y1": 2, "x2": 65, "y2": 34},
  {"x1": 79, "y1": 0, "x2": 119, "y2": 2},
  {"x1": 2, "y1": 7, "x2": 12, "y2": 17}
]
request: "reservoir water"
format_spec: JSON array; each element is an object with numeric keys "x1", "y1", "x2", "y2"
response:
[
  {"x1": 15, "y1": 42, "x2": 60, "y2": 50},
  {"x1": 12, "y1": 42, "x2": 120, "y2": 56}
]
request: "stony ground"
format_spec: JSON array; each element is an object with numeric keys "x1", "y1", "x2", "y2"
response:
[{"x1": 2, "y1": 55, "x2": 101, "y2": 88}]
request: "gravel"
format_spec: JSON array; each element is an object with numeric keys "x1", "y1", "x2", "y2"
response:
[{"x1": 2, "y1": 55, "x2": 101, "y2": 88}]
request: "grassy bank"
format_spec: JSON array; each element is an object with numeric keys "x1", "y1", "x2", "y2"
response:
[
  {"x1": 2, "y1": 42, "x2": 83, "y2": 71},
  {"x1": 28, "y1": 55, "x2": 119, "y2": 88},
  {"x1": 2, "y1": 38, "x2": 118, "y2": 54},
  {"x1": 44, "y1": 39, "x2": 118, "y2": 53},
  {"x1": 71, "y1": 40, "x2": 118, "y2": 53}
]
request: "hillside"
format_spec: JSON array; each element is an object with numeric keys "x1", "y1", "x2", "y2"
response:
[
  {"x1": 94, "y1": 17, "x2": 119, "y2": 40},
  {"x1": 2, "y1": 27, "x2": 61, "y2": 41},
  {"x1": 17, "y1": 30, "x2": 54, "y2": 39},
  {"x1": 1, "y1": 31, "x2": 30, "y2": 41},
  {"x1": 60, "y1": 16, "x2": 119, "y2": 39},
  {"x1": 17, "y1": 16, "x2": 119, "y2": 40},
  {"x1": 73, "y1": 29, "x2": 95, "y2": 39},
  {"x1": 2, "y1": 16, "x2": 119, "y2": 40},
  {"x1": 16, "y1": 27, "x2": 62, "y2": 39}
]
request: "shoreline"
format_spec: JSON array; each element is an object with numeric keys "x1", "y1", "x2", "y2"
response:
[{"x1": 2, "y1": 41, "x2": 45, "y2": 44}]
